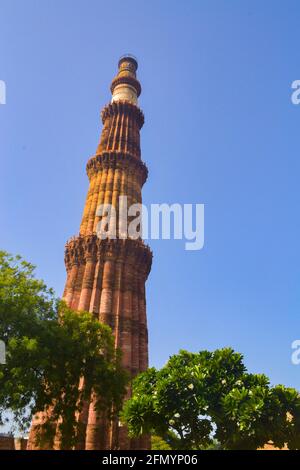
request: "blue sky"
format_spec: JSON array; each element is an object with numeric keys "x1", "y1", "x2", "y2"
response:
[{"x1": 1, "y1": 0, "x2": 300, "y2": 390}]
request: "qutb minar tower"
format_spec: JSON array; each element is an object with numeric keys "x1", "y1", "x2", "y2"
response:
[{"x1": 28, "y1": 56, "x2": 152, "y2": 450}]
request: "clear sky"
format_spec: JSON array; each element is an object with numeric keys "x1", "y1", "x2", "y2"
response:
[{"x1": 1, "y1": 0, "x2": 300, "y2": 390}]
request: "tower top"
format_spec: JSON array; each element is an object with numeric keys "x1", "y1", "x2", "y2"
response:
[
  {"x1": 111, "y1": 54, "x2": 141, "y2": 105},
  {"x1": 118, "y1": 54, "x2": 138, "y2": 71}
]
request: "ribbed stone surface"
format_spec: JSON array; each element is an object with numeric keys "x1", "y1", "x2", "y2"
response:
[{"x1": 27, "y1": 57, "x2": 151, "y2": 450}]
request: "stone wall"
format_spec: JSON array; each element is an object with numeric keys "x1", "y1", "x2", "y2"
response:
[{"x1": 0, "y1": 436, "x2": 28, "y2": 450}]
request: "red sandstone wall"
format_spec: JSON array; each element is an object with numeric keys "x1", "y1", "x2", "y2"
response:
[{"x1": 0, "y1": 436, "x2": 28, "y2": 450}]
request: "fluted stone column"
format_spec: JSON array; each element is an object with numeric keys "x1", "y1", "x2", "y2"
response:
[{"x1": 27, "y1": 56, "x2": 152, "y2": 450}]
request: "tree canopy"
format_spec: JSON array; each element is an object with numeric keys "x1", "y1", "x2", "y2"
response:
[
  {"x1": 122, "y1": 348, "x2": 300, "y2": 450},
  {"x1": 0, "y1": 251, "x2": 128, "y2": 449}
]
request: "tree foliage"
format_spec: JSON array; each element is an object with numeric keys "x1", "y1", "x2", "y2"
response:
[
  {"x1": 0, "y1": 251, "x2": 128, "y2": 448},
  {"x1": 122, "y1": 349, "x2": 300, "y2": 450},
  {"x1": 151, "y1": 435, "x2": 172, "y2": 450}
]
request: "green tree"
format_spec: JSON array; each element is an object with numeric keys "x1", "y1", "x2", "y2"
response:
[
  {"x1": 151, "y1": 435, "x2": 172, "y2": 450},
  {"x1": 0, "y1": 251, "x2": 128, "y2": 449},
  {"x1": 122, "y1": 348, "x2": 300, "y2": 450}
]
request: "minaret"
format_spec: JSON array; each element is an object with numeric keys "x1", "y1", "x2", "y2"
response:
[{"x1": 28, "y1": 56, "x2": 152, "y2": 450}]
